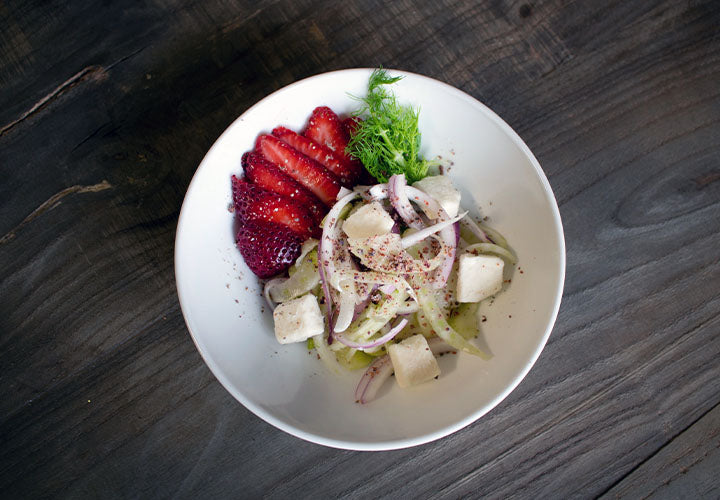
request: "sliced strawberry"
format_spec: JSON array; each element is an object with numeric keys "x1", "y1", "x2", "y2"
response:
[
  {"x1": 303, "y1": 106, "x2": 349, "y2": 153},
  {"x1": 242, "y1": 151, "x2": 325, "y2": 224},
  {"x1": 339, "y1": 116, "x2": 376, "y2": 184},
  {"x1": 255, "y1": 134, "x2": 340, "y2": 206},
  {"x1": 236, "y1": 221, "x2": 303, "y2": 279},
  {"x1": 232, "y1": 176, "x2": 318, "y2": 239},
  {"x1": 342, "y1": 116, "x2": 362, "y2": 137},
  {"x1": 304, "y1": 107, "x2": 365, "y2": 181},
  {"x1": 272, "y1": 126, "x2": 357, "y2": 187}
]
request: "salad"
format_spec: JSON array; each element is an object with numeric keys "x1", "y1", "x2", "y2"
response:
[{"x1": 231, "y1": 70, "x2": 515, "y2": 403}]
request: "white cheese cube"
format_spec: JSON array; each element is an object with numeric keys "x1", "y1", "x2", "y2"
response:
[
  {"x1": 342, "y1": 201, "x2": 395, "y2": 239},
  {"x1": 388, "y1": 334, "x2": 440, "y2": 388},
  {"x1": 456, "y1": 253, "x2": 504, "y2": 303},
  {"x1": 273, "y1": 293, "x2": 324, "y2": 344},
  {"x1": 412, "y1": 175, "x2": 461, "y2": 218}
]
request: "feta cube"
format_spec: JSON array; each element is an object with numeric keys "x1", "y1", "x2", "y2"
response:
[
  {"x1": 273, "y1": 293, "x2": 324, "y2": 344},
  {"x1": 388, "y1": 334, "x2": 441, "y2": 388},
  {"x1": 342, "y1": 201, "x2": 395, "y2": 239},
  {"x1": 456, "y1": 253, "x2": 504, "y2": 303},
  {"x1": 412, "y1": 175, "x2": 461, "y2": 218}
]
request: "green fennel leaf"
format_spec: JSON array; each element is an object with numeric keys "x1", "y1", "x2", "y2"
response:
[{"x1": 347, "y1": 69, "x2": 430, "y2": 183}]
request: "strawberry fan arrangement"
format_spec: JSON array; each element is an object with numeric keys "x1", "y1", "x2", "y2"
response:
[{"x1": 231, "y1": 107, "x2": 365, "y2": 279}]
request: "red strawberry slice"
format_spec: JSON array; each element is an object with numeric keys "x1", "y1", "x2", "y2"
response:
[
  {"x1": 303, "y1": 106, "x2": 349, "y2": 153},
  {"x1": 342, "y1": 116, "x2": 362, "y2": 137},
  {"x1": 242, "y1": 151, "x2": 325, "y2": 224},
  {"x1": 304, "y1": 107, "x2": 365, "y2": 179},
  {"x1": 232, "y1": 176, "x2": 319, "y2": 239},
  {"x1": 255, "y1": 134, "x2": 340, "y2": 206},
  {"x1": 272, "y1": 126, "x2": 358, "y2": 187},
  {"x1": 236, "y1": 221, "x2": 303, "y2": 279},
  {"x1": 339, "y1": 116, "x2": 375, "y2": 184}
]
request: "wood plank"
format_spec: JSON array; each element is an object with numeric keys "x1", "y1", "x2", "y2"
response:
[
  {"x1": 602, "y1": 403, "x2": 720, "y2": 499},
  {"x1": 0, "y1": 0, "x2": 719, "y2": 498}
]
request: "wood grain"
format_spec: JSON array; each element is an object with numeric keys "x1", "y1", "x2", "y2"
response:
[
  {"x1": 602, "y1": 402, "x2": 720, "y2": 499},
  {"x1": 1, "y1": 0, "x2": 718, "y2": 498}
]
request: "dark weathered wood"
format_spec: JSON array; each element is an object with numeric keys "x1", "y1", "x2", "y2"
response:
[
  {"x1": 602, "y1": 402, "x2": 720, "y2": 499},
  {"x1": 1, "y1": 0, "x2": 718, "y2": 498}
]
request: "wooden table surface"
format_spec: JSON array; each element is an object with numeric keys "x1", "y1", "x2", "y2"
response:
[{"x1": 2, "y1": 0, "x2": 719, "y2": 498}]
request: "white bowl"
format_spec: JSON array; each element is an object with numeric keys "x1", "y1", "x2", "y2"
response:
[{"x1": 175, "y1": 69, "x2": 565, "y2": 451}]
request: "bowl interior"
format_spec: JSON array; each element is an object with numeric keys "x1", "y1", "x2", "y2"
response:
[{"x1": 175, "y1": 69, "x2": 565, "y2": 450}]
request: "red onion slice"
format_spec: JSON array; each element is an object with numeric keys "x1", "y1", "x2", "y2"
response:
[
  {"x1": 336, "y1": 317, "x2": 408, "y2": 349},
  {"x1": 319, "y1": 192, "x2": 361, "y2": 339},
  {"x1": 460, "y1": 217, "x2": 493, "y2": 244},
  {"x1": 434, "y1": 222, "x2": 459, "y2": 287},
  {"x1": 388, "y1": 174, "x2": 424, "y2": 229},
  {"x1": 336, "y1": 186, "x2": 353, "y2": 200},
  {"x1": 404, "y1": 186, "x2": 444, "y2": 218},
  {"x1": 316, "y1": 239, "x2": 334, "y2": 330},
  {"x1": 354, "y1": 355, "x2": 393, "y2": 404},
  {"x1": 399, "y1": 211, "x2": 466, "y2": 249},
  {"x1": 320, "y1": 190, "x2": 359, "y2": 291},
  {"x1": 404, "y1": 186, "x2": 459, "y2": 288}
]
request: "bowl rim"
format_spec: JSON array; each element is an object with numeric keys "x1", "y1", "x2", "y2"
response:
[{"x1": 175, "y1": 68, "x2": 566, "y2": 451}]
